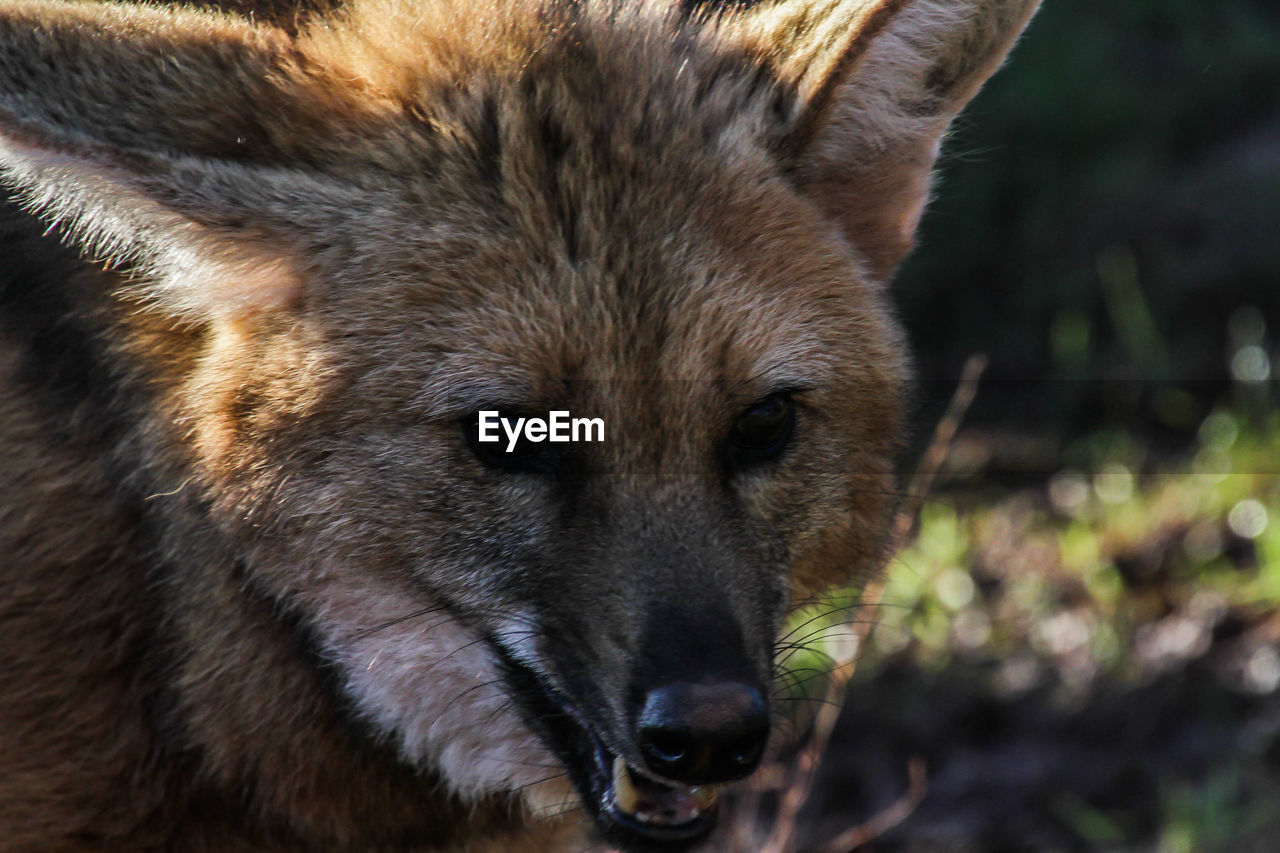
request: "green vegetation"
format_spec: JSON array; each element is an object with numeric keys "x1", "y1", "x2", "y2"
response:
[
  {"x1": 773, "y1": 407, "x2": 1280, "y2": 850},
  {"x1": 873, "y1": 406, "x2": 1279, "y2": 684}
]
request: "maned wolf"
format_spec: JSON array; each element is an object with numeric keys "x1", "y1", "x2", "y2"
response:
[{"x1": 0, "y1": 0, "x2": 1036, "y2": 849}]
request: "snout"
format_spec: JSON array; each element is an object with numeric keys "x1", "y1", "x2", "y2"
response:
[
  {"x1": 598, "y1": 678, "x2": 770, "y2": 845},
  {"x1": 493, "y1": 599, "x2": 777, "y2": 850},
  {"x1": 636, "y1": 681, "x2": 769, "y2": 785}
]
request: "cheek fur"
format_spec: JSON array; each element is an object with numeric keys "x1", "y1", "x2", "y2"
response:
[{"x1": 298, "y1": 561, "x2": 571, "y2": 812}]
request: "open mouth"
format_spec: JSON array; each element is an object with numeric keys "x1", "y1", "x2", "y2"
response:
[
  {"x1": 592, "y1": 726, "x2": 720, "y2": 846},
  {"x1": 609, "y1": 752, "x2": 719, "y2": 829},
  {"x1": 491, "y1": 647, "x2": 722, "y2": 850}
]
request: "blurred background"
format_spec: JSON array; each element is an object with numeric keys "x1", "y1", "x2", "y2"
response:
[{"x1": 738, "y1": 2, "x2": 1280, "y2": 851}]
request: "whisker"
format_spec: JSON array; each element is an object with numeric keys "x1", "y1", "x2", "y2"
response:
[{"x1": 352, "y1": 604, "x2": 451, "y2": 639}]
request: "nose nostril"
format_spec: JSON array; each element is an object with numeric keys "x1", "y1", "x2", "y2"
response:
[
  {"x1": 729, "y1": 732, "x2": 765, "y2": 768},
  {"x1": 640, "y1": 730, "x2": 689, "y2": 766}
]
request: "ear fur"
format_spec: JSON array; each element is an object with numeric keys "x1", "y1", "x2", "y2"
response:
[
  {"x1": 0, "y1": 0, "x2": 364, "y2": 319},
  {"x1": 0, "y1": 124, "x2": 311, "y2": 319},
  {"x1": 720, "y1": 0, "x2": 1040, "y2": 281}
]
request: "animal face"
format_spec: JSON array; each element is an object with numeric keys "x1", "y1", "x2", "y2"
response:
[
  {"x1": 0, "y1": 0, "x2": 1037, "y2": 849},
  {"x1": 177, "y1": 73, "x2": 908, "y2": 840}
]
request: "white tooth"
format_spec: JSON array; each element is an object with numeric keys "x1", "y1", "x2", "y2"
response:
[
  {"x1": 611, "y1": 756, "x2": 641, "y2": 815},
  {"x1": 690, "y1": 785, "x2": 719, "y2": 810}
]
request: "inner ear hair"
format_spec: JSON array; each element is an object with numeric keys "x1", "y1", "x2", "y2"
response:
[{"x1": 781, "y1": 0, "x2": 913, "y2": 157}]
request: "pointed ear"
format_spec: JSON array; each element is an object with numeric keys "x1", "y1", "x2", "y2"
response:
[
  {"x1": 1, "y1": 125, "x2": 309, "y2": 319},
  {"x1": 0, "y1": 1, "x2": 363, "y2": 320},
  {"x1": 723, "y1": 0, "x2": 1039, "y2": 281}
]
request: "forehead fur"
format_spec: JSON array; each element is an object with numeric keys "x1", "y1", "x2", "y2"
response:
[
  {"x1": 245, "y1": 0, "x2": 797, "y2": 180},
  {"x1": 274, "y1": 0, "x2": 896, "y2": 385},
  {"x1": 284, "y1": 0, "x2": 801, "y2": 222},
  {"x1": 2, "y1": 0, "x2": 898, "y2": 379},
  {"x1": 300, "y1": 0, "x2": 783, "y2": 126}
]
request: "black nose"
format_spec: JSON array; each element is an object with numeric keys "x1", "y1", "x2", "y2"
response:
[{"x1": 635, "y1": 681, "x2": 769, "y2": 785}]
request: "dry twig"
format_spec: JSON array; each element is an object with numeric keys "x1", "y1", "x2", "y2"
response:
[{"x1": 813, "y1": 757, "x2": 928, "y2": 853}]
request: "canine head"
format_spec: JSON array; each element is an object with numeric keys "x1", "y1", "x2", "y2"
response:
[{"x1": 0, "y1": 0, "x2": 1036, "y2": 848}]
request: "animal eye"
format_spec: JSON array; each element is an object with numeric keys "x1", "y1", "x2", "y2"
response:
[
  {"x1": 726, "y1": 393, "x2": 796, "y2": 469},
  {"x1": 462, "y1": 411, "x2": 559, "y2": 475}
]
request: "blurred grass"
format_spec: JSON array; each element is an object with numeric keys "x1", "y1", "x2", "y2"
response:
[
  {"x1": 873, "y1": 405, "x2": 1279, "y2": 685},
  {"x1": 770, "y1": 405, "x2": 1280, "y2": 850}
]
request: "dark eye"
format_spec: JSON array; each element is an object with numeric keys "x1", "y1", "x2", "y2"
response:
[
  {"x1": 462, "y1": 410, "x2": 559, "y2": 475},
  {"x1": 726, "y1": 393, "x2": 796, "y2": 469}
]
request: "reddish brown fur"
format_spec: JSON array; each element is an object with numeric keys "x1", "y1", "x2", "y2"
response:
[{"x1": 0, "y1": 0, "x2": 1036, "y2": 849}]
